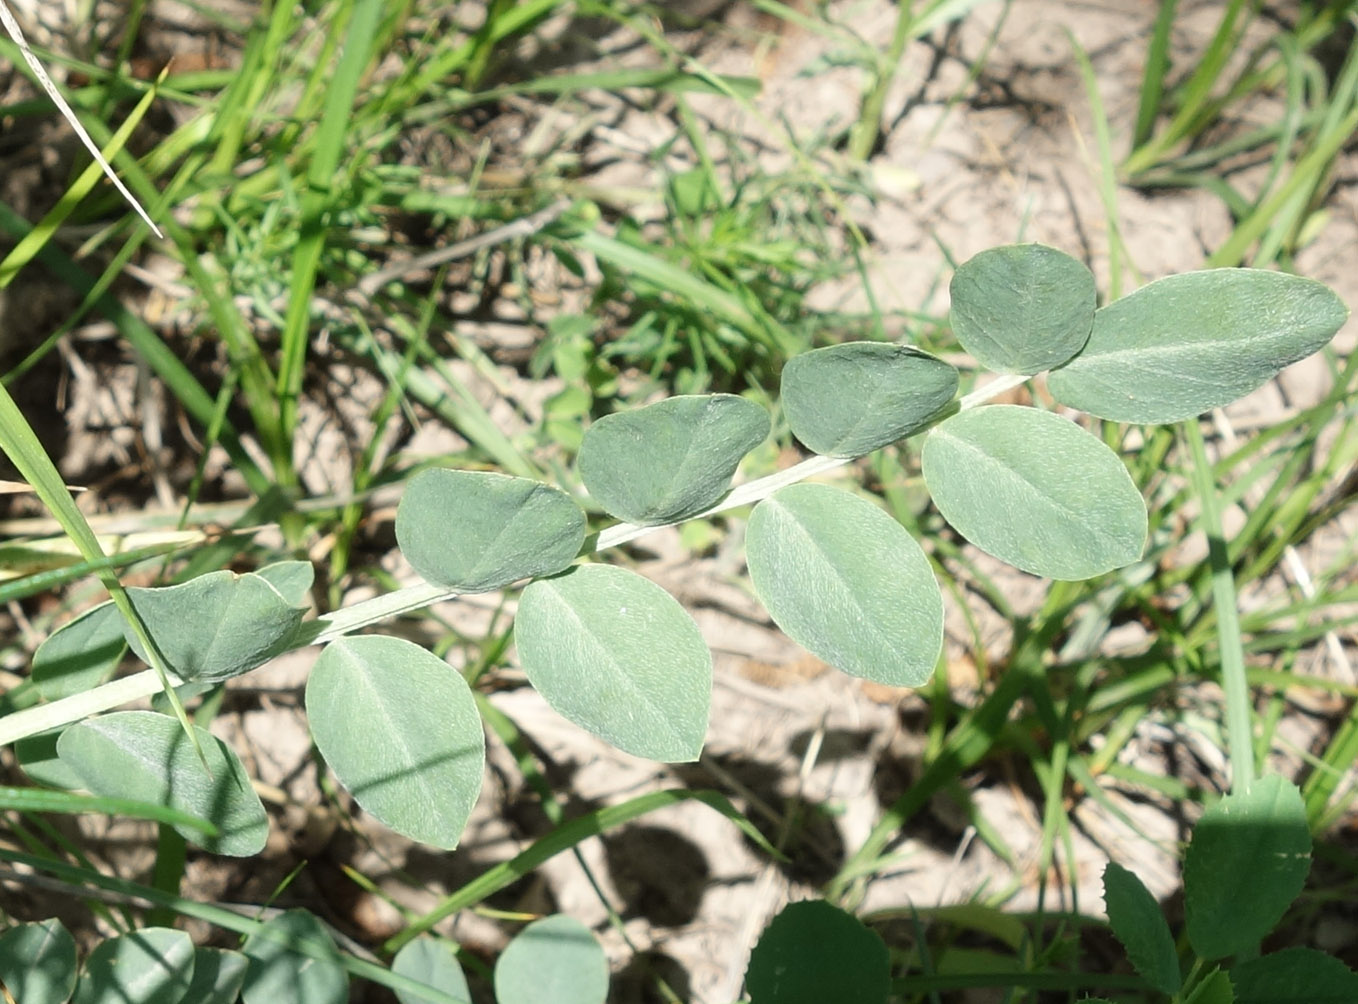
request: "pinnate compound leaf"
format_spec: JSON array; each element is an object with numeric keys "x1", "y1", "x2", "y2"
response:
[
  {"x1": 494, "y1": 915, "x2": 607, "y2": 1004},
  {"x1": 745, "y1": 900, "x2": 889, "y2": 1004},
  {"x1": 396, "y1": 469, "x2": 586, "y2": 591},
  {"x1": 1231, "y1": 947, "x2": 1358, "y2": 1003},
  {"x1": 33, "y1": 600, "x2": 125, "y2": 700},
  {"x1": 124, "y1": 570, "x2": 307, "y2": 682},
  {"x1": 1185, "y1": 775, "x2": 1311, "y2": 960},
  {"x1": 516, "y1": 565, "x2": 711, "y2": 761},
  {"x1": 184, "y1": 948, "x2": 249, "y2": 1004},
  {"x1": 73, "y1": 928, "x2": 194, "y2": 1004},
  {"x1": 392, "y1": 939, "x2": 471, "y2": 1004},
  {"x1": 241, "y1": 910, "x2": 348, "y2": 1004},
  {"x1": 578, "y1": 394, "x2": 770, "y2": 524},
  {"x1": 780, "y1": 343, "x2": 958, "y2": 457},
  {"x1": 921, "y1": 405, "x2": 1147, "y2": 580},
  {"x1": 1103, "y1": 862, "x2": 1180, "y2": 994},
  {"x1": 746, "y1": 484, "x2": 942, "y2": 687},
  {"x1": 57, "y1": 710, "x2": 267, "y2": 856},
  {"x1": 0, "y1": 918, "x2": 77, "y2": 1004},
  {"x1": 1048, "y1": 268, "x2": 1348, "y2": 423},
  {"x1": 306, "y1": 636, "x2": 484, "y2": 849},
  {"x1": 949, "y1": 243, "x2": 1096, "y2": 374}
]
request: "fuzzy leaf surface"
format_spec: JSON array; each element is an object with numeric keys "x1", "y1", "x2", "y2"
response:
[
  {"x1": 1047, "y1": 269, "x2": 1348, "y2": 423},
  {"x1": 779, "y1": 343, "x2": 958, "y2": 457},
  {"x1": 72, "y1": 928, "x2": 194, "y2": 1004},
  {"x1": 253, "y1": 560, "x2": 315, "y2": 606},
  {"x1": 494, "y1": 915, "x2": 607, "y2": 1004},
  {"x1": 1185, "y1": 775, "x2": 1311, "y2": 960},
  {"x1": 32, "y1": 600, "x2": 125, "y2": 699},
  {"x1": 746, "y1": 484, "x2": 941, "y2": 686},
  {"x1": 949, "y1": 243, "x2": 1095, "y2": 374},
  {"x1": 516, "y1": 565, "x2": 711, "y2": 761},
  {"x1": 306, "y1": 636, "x2": 484, "y2": 849},
  {"x1": 0, "y1": 918, "x2": 77, "y2": 1004},
  {"x1": 57, "y1": 711, "x2": 267, "y2": 855},
  {"x1": 16, "y1": 727, "x2": 82, "y2": 790},
  {"x1": 921, "y1": 405, "x2": 1147, "y2": 579},
  {"x1": 241, "y1": 910, "x2": 347, "y2": 1004},
  {"x1": 392, "y1": 939, "x2": 471, "y2": 1004},
  {"x1": 1103, "y1": 862, "x2": 1180, "y2": 994},
  {"x1": 745, "y1": 900, "x2": 889, "y2": 1004},
  {"x1": 124, "y1": 570, "x2": 307, "y2": 682},
  {"x1": 396, "y1": 469, "x2": 585, "y2": 592},
  {"x1": 578, "y1": 394, "x2": 769, "y2": 524},
  {"x1": 184, "y1": 949, "x2": 248, "y2": 1004}
]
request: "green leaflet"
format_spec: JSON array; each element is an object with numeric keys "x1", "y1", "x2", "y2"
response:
[
  {"x1": 515, "y1": 565, "x2": 711, "y2": 761},
  {"x1": 494, "y1": 915, "x2": 608, "y2": 1004},
  {"x1": 578, "y1": 394, "x2": 770, "y2": 524},
  {"x1": 1230, "y1": 948, "x2": 1358, "y2": 1003},
  {"x1": 241, "y1": 910, "x2": 348, "y2": 1004},
  {"x1": 392, "y1": 939, "x2": 471, "y2": 1004},
  {"x1": 949, "y1": 243, "x2": 1096, "y2": 374},
  {"x1": 32, "y1": 600, "x2": 126, "y2": 700},
  {"x1": 745, "y1": 901, "x2": 889, "y2": 1004},
  {"x1": 17, "y1": 727, "x2": 85, "y2": 790},
  {"x1": 921, "y1": 406, "x2": 1147, "y2": 580},
  {"x1": 72, "y1": 928, "x2": 195, "y2": 1004},
  {"x1": 254, "y1": 559, "x2": 316, "y2": 606},
  {"x1": 123, "y1": 564, "x2": 311, "y2": 683},
  {"x1": 57, "y1": 711, "x2": 268, "y2": 856},
  {"x1": 1185, "y1": 775, "x2": 1311, "y2": 961},
  {"x1": 0, "y1": 919, "x2": 77, "y2": 1004},
  {"x1": 745, "y1": 484, "x2": 942, "y2": 687},
  {"x1": 396, "y1": 468, "x2": 586, "y2": 592},
  {"x1": 306, "y1": 636, "x2": 485, "y2": 849},
  {"x1": 1103, "y1": 863, "x2": 1180, "y2": 994},
  {"x1": 183, "y1": 949, "x2": 249, "y2": 1004},
  {"x1": 1048, "y1": 268, "x2": 1349, "y2": 423},
  {"x1": 779, "y1": 342, "x2": 958, "y2": 457}
]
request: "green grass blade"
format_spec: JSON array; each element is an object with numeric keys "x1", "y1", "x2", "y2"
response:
[
  {"x1": 0, "y1": 202, "x2": 272, "y2": 497},
  {"x1": 385, "y1": 789, "x2": 778, "y2": 953},
  {"x1": 565, "y1": 227, "x2": 797, "y2": 356},
  {"x1": 1132, "y1": 0, "x2": 1179, "y2": 147},
  {"x1": 0, "y1": 4, "x2": 160, "y2": 235},
  {"x1": 0, "y1": 785, "x2": 219, "y2": 835},
  {"x1": 1066, "y1": 30, "x2": 1136, "y2": 298},
  {"x1": 482, "y1": 66, "x2": 762, "y2": 102},
  {"x1": 1124, "y1": 0, "x2": 1254, "y2": 176},
  {"x1": 274, "y1": 0, "x2": 384, "y2": 487},
  {"x1": 204, "y1": 1, "x2": 296, "y2": 181},
  {"x1": 0, "y1": 81, "x2": 156, "y2": 288},
  {"x1": 0, "y1": 538, "x2": 201, "y2": 605},
  {"x1": 829, "y1": 664, "x2": 1028, "y2": 901},
  {"x1": 1184, "y1": 421, "x2": 1255, "y2": 792},
  {"x1": 0, "y1": 383, "x2": 202, "y2": 763}
]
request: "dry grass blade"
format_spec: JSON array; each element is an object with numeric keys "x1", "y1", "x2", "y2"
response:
[{"x1": 0, "y1": 0, "x2": 162, "y2": 236}]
